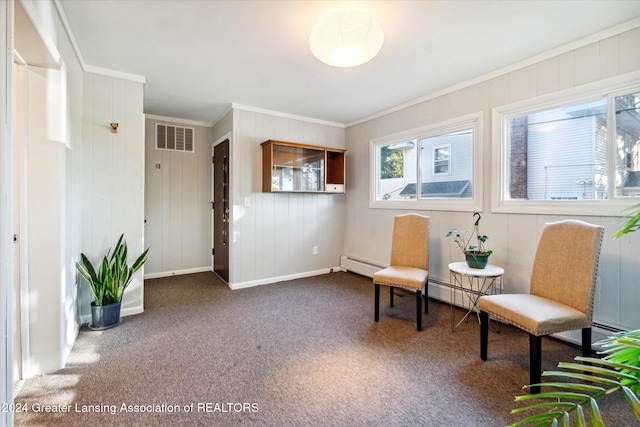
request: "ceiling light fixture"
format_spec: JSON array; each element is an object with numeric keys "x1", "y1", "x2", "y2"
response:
[{"x1": 309, "y1": 9, "x2": 384, "y2": 68}]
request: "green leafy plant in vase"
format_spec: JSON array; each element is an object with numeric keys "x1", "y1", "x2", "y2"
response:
[
  {"x1": 76, "y1": 234, "x2": 149, "y2": 330},
  {"x1": 446, "y1": 212, "x2": 493, "y2": 269}
]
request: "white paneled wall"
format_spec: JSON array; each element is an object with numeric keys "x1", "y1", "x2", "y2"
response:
[
  {"x1": 81, "y1": 73, "x2": 145, "y2": 320},
  {"x1": 144, "y1": 118, "x2": 212, "y2": 277},
  {"x1": 230, "y1": 108, "x2": 345, "y2": 287},
  {"x1": 10, "y1": 0, "x2": 84, "y2": 378},
  {"x1": 344, "y1": 25, "x2": 640, "y2": 334},
  {"x1": 24, "y1": 67, "x2": 67, "y2": 374}
]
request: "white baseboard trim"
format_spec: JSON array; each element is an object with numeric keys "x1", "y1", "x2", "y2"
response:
[
  {"x1": 230, "y1": 267, "x2": 341, "y2": 290},
  {"x1": 122, "y1": 305, "x2": 144, "y2": 317},
  {"x1": 144, "y1": 266, "x2": 212, "y2": 280},
  {"x1": 79, "y1": 313, "x2": 91, "y2": 326},
  {"x1": 427, "y1": 280, "x2": 452, "y2": 304}
]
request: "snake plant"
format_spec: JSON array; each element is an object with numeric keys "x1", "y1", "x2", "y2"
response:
[{"x1": 76, "y1": 234, "x2": 149, "y2": 306}]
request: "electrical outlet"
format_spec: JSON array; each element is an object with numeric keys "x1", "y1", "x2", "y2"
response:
[{"x1": 312, "y1": 246, "x2": 318, "y2": 255}]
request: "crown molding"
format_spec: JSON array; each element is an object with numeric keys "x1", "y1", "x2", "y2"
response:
[
  {"x1": 346, "y1": 16, "x2": 640, "y2": 128},
  {"x1": 53, "y1": 0, "x2": 145, "y2": 83},
  {"x1": 145, "y1": 114, "x2": 212, "y2": 128},
  {"x1": 232, "y1": 103, "x2": 345, "y2": 129}
]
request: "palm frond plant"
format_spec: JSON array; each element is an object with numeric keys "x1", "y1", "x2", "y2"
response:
[
  {"x1": 510, "y1": 330, "x2": 640, "y2": 426},
  {"x1": 76, "y1": 234, "x2": 150, "y2": 306},
  {"x1": 613, "y1": 203, "x2": 640, "y2": 239}
]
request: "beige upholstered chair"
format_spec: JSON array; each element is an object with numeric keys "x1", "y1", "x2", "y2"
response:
[
  {"x1": 373, "y1": 214, "x2": 430, "y2": 331},
  {"x1": 479, "y1": 219, "x2": 604, "y2": 394}
]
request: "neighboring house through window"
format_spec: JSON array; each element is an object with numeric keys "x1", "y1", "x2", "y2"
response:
[
  {"x1": 370, "y1": 112, "x2": 482, "y2": 211},
  {"x1": 492, "y1": 73, "x2": 640, "y2": 215}
]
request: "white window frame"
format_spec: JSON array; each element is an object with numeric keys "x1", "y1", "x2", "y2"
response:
[
  {"x1": 432, "y1": 144, "x2": 451, "y2": 176},
  {"x1": 491, "y1": 70, "x2": 640, "y2": 216},
  {"x1": 369, "y1": 112, "x2": 483, "y2": 212}
]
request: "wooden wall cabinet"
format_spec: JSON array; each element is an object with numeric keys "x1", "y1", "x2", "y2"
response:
[{"x1": 261, "y1": 140, "x2": 346, "y2": 193}]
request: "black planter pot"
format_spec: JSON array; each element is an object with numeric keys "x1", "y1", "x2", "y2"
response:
[{"x1": 89, "y1": 301, "x2": 122, "y2": 330}]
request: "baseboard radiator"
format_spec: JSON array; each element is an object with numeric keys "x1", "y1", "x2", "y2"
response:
[
  {"x1": 592, "y1": 322, "x2": 625, "y2": 334},
  {"x1": 340, "y1": 254, "x2": 628, "y2": 345},
  {"x1": 591, "y1": 322, "x2": 626, "y2": 346},
  {"x1": 340, "y1": 255, "x2": 458, "y2": 303},
  {"x1": 340, "y1": 255, "x2": 385, "y2": 278}
]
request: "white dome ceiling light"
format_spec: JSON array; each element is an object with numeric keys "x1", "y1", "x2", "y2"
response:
[{"x1": 309, "y1": 9, "x2": 384, "y2": 68}]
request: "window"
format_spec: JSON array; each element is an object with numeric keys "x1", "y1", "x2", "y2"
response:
[
  {"x1": 432, "y1": 144, "x2": 451, "y2": 175},
  {"x1": 381, "y1": 142, "x2": 409, "y2": 179},
  {"x1": 370, "y1": 112, "x2": 482, "y2": 211},
  {"x1": 493, "y1": 76, "x2": 640, "y2": 214},
  {"x1": 616, "y1": 91, "x2": 640, "y2": 197},
  {"x1": 376, "y1": 140, "x2": 415, "y2": 201},
  {"x1": 506, "y1": 97, "x2": 608, "y2": 201}
]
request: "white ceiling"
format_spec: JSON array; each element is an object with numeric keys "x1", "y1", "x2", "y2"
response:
[{"x1": 58, "y1": 0, "x2": 640, "y2": 126}]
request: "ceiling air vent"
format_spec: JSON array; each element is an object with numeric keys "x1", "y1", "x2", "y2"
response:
[{"x1": 156, "y1": 124, "x2": 195, "y2": 152}]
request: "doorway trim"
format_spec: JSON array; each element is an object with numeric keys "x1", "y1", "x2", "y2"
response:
[{"x1": 1, "y1": 0, "x2": 15, "y2": 418}]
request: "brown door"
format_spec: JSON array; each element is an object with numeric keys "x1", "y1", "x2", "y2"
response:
[{"x1": 213, "y1": 139, "x2": 230, "y2": 282}]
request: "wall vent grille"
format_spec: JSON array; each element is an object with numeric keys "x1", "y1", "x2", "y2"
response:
[{"x1": 156, "y1": 124, "x2": 195, "y2": 152}]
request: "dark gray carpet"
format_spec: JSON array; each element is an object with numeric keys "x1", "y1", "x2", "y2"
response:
[{"x1": 14, "y1": 271, "x2": 635, "y2": 426}]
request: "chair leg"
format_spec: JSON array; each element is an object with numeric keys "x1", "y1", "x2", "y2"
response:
[
  {"x1": 416, "y1": 289, "x2": 422, "y2": 331},
  {"x1": 389, "y1": 286, "x2": 394, "y2": 307},
  {"x1": 582, "y1": 327, "x2": 593, "y2": 376},
  {"x1": 424, "y1": 288, "x2": 428, "y2": 314},
  {"x1": 582, "y1": 328, "x2": 592, "y2": 357},
  {"x1": 374, "y1": 283, "x2": 380, "y2": 322},
  {"x1": 529, "y1": 334, "x2": 542, "y2": 394},
  {"x1": 480, "y1": 310, "x2": 489, "y2": 360}
]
